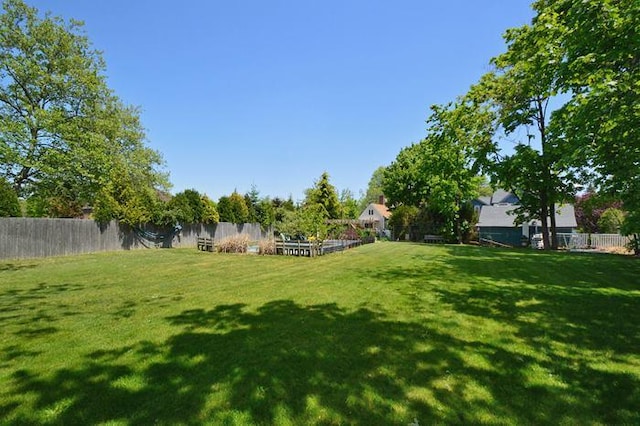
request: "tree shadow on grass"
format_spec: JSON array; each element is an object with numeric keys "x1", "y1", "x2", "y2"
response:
[
  {"x1": 5, "y1": 298, "x2": 640, "y2": 424},
  {"x1": 439, "y1": 245, "x2": 640, "y2": 291},
  {"x1": 0, "y1": 283, "x2": 83, "y2": 332},
  {"x1": 367, "y1": 245, "x2": 640, "y2": 423},
  {"x1": 433, "y1": 246, "x2": 640, "y2": 353},
  {"x1": 0, "y1": 263, "x2": 37, "y2": 272}
]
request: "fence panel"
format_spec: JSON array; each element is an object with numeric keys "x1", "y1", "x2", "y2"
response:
[
  {"x1": 557, "y1": 233, "x2": 630, "y2": 249},
  {"x1": 590, "y1": 233, "x2": 630, "y2": 248},
  {"x1": 0, "y1": 218, "x2": 271, "y2": 260}
]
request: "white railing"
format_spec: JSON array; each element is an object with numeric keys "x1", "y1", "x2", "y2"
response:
[{"x1": 557, "y1": 233, "x2": 631, "y2": 249}]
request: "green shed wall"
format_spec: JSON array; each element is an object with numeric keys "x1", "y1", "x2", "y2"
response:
[{"x1": 478, "y1": 227, "x2": 523, "y2": 246}]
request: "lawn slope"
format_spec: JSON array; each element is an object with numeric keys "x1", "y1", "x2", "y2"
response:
[{"x1": 1, "y1": 243, "x2": 639, "y2": 424}]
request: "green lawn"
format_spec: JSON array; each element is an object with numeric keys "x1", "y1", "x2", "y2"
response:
[{"x1": 1, "y1": 243, "x2": 639, "y2": 425}]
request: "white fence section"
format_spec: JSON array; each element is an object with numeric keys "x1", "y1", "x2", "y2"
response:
[{"x1": 557, "y1": 233, "x2": 630, "y2": 249}]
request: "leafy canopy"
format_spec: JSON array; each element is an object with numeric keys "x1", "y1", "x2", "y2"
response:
[{"x1": 0, "y1": 0, "x2": 168, "y2": 219}]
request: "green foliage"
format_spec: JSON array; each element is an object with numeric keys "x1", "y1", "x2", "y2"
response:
[
  {"x1": 255, "y1": 198, "x2": 275, "y2": 229},
  {"x1": 467, "y1": 0, "x2": 639, "y2": 249},
  {"x1": 339, "y1": 189, "x2": 359, "y2": 219},
  {"x1": 218, "y1": 191, "x2": 249, "y2": 224},
  {"x1": 359, "y1": 166, "x2": 386, "y2": 211},
  {"x1": 159, "y1": 189, "x2": 219, "y2": 225},
  {"x1": 244, "y1": 185, "x2": 260, "y2": 223},
  {"x1": 304, "y1": 172, "x2": 341, "y2": 220},
  {"x1": 0, "y1": 0, "x2": 168, "y2": 217},
  {"x1": 387, "y1": 205, "x2": 418, "y2": 240},
  {"x1": 542, "y1": 0, "x2": 640, "y2": 243},
  {"x1": 384, "y1": 101, "x2": 492, "y2": 241},
  {"x1": 272, "y1": 196, "x2": 295, "y2": 223},
  {"x1": 0, "y1": 176, "x2": 19, "y2": 216},
  {"x1": 201, "y1": 195, "x2": 219, "y2": 224},
  {"x1": 277, "y1": 204, "x2": 328, "y2": 240},
  {"x1": 92, "y1": 159, "x2": 162, "y2": 226},
  {"x1": 164, "y1": 189, "x2": 209, "y2": 224},
  {"x1": 492, "y1": 145, "x2": 548, "y2": 225},
  {"x1": 573, "y1": 191, "x2": 622, "y2": 233},
  {"x1": 382, "y1": 144, "x2": 424, "y2": 208},
  {"x1": 470, "y1": 15, "x2": 574, "y2": 250},
  {"x1": 598, "y1": 208, "x2": 625, "y2": 234},
  {"x1": 244, "y1": 186, "x2": 275, "y2": 230}
]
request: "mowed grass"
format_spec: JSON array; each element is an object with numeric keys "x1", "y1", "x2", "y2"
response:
[{"x1": 1, "y1": 243, "x2": 639, "y2": 425}]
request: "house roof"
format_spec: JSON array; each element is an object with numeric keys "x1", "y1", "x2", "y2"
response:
[
  {"x1": 491, "y1": 189, "x2": 519, "y2": 205},
  {"x1": 472, "y1": 189, "x2": 519, "y2": 206},
  {"x1": 359, "y1": 202, "x2": 391, "y2": 220},
  {"x1": 473, "y1": 196, "x2": 492, "y2": 206},
  {"x1": 371, "y1": 203, "x2": 391, "y2": 219},
  {"x1": 477, "y1": 204, "x2": 577, "y2": 228}
]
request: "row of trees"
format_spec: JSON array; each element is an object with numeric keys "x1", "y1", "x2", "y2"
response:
[
  {"x1": 382, "y1": 0, "x2": 639, "y2": 252},
  {"x1": 148, "y1": 172, "x2": 365, "y2": 239}
]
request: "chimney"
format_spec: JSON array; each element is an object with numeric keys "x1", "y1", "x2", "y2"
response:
[{"x1": 378, "y1": 195, "x2": 385, "y2": 205}]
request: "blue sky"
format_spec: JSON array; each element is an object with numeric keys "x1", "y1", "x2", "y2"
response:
[{"x1": 30, "y1": 1, "x2": 534, "y2": 202}]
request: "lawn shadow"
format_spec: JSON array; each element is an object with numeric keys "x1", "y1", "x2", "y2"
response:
[
  {"x1": 0, "y1": 263, "x2": 37, "y2": 272},
  {"x1": 0, "y1": 283, "x2": 83, "y2": 328},
  {"x1": 440, "y1": 245, "x2": 640, "y2": 291},
  {"x1": 6, "y1": 299, "x2": 640, "y2": 424}
]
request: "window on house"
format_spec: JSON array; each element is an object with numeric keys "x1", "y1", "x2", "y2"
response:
[{"x1": 369, "y1": 209, "x2": 374, "y2": 215}]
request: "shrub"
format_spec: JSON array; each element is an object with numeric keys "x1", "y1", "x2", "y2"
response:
[
  {"x1": 598, "y1": 208, "x2": 625, "y2": 234},
  {"x1": 216, "y1": 235, "x2": 249, "y2": 253},
  {"x1": 0, "y1": 178, "x2": 20, "y2": 217},
  {"x1": 258, "y1": 239, "x2": 276, "y2": 255}
]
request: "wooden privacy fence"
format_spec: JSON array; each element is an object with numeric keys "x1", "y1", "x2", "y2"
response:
[
  {"x1": 0, "y1": 218, "x2": 269, "y2": 259},
  {"x1": 557, "y1": 233, "x2": 631, "y2": 249}
]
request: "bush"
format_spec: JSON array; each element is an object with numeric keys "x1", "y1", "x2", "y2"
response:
[
  {"x1": 598, "y1": 208, "x2": 625, "y2": 234},
  {"x1": 258, "y1": 239, "x2": 276, "y2": 255},
  {"x1": 0, "y1": 178, "x2": 20, "y2": 217},
  {"x1": 216, "y1": 235, "x2": 249, "y2": 253}
]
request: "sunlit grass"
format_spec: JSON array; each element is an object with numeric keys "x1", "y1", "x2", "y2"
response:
[{"x1": 1, "y1": 243, "x2": 639, "y2": 424}]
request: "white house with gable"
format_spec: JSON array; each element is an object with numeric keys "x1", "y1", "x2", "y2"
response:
[{"x1": 359, "y1": 196, "x2": 391, "y2": 236}]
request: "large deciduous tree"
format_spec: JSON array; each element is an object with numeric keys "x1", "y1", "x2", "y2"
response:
[
  {"x1": 541, "y1": 0, "x2": 640, "y2": 252},
  {"x1": 479, "y1": 0, "x2": 638, "y2": 251},
  {"x1": 0, "y1": 0, "x2": 167, "y2": 218},
  {"x1": 383, "y1": 101, "x2": 494, "y2": 242},
  {"x1": 469, "y1": 8, "x2": 575, "y2": 250}
]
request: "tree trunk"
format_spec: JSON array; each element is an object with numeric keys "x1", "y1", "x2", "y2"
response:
[
  {"x1": 549, "y1": 201, "x2": 558, "y2": 250},
  {"x1": 536, "y1": 98, "x2": 554, "y2": 250},
  {"x1": 540, "y1": 195, "x2": 551, "y2": 250}
]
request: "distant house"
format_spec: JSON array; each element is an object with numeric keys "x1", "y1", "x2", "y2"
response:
[
  {"x1": 359, "y1": 196, "x2": 391, "y2": 236},
  {"x1": 472, "y1": 189, "x2": 520, "y2": 214},
  {"x1": 475, "y1": 190, "x2": 578, "y2": 246}
]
